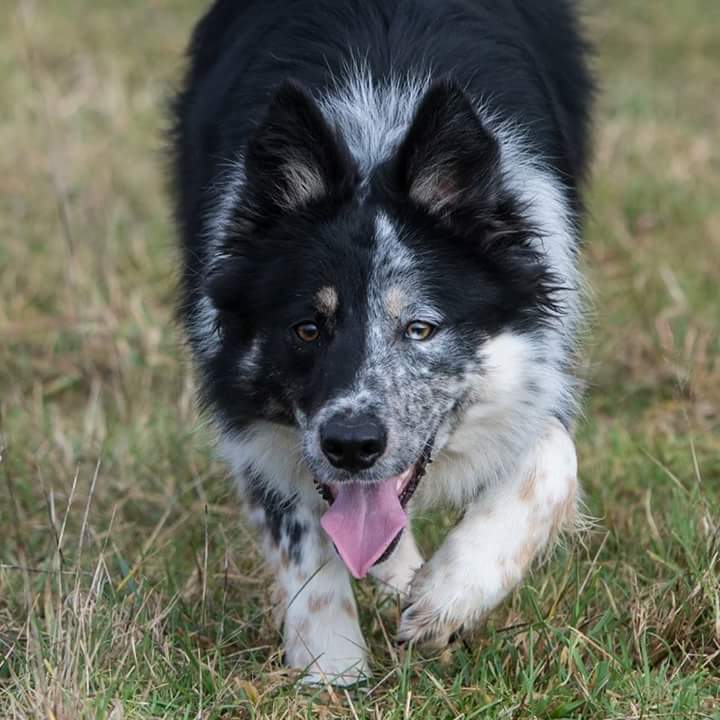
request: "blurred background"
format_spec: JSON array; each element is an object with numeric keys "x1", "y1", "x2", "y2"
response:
[{"x1": 1, "y1": 2, "x2": 718, "y2": 718}]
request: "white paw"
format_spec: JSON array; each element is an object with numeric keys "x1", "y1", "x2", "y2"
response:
[
  {"x1": 284, "y1": 591, "x2": 370, "y2": 686},
  {"x1": 290, "y1": 642, "x2": 371, "y2": 687},
  {"x1": 298, "y1": 660, "x2": 371, "y2": 687},
  {"x1": 396, "y1": 558, "x2": 466, "y2": 648}
]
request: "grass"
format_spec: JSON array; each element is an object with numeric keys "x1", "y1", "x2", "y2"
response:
[{"x1": 1, "y1": 0, "x2": 719, "y2": 717}]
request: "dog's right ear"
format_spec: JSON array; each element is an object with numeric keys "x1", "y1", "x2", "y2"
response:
[
  {"x1": 244, "y1": 80, "x2": 357, "y2": 215},
  {"x1": 392, "y1": 81, "x2": 502, "y2": 220}
]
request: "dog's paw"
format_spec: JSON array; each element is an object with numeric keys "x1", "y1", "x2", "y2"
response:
[
  {"x1": 396, "y1": 562, "x2": 466, "y2": 648},
  {"x1": 284, "y1": 591, "x2": 370, "y2": 687},
  {"x1": 297, "y1": 658, "x2": 371, "y2": 688},
  {"x1": 397, "y1": 600, "x2": 463, "y2": 649},
  {"x1": 287, "y1": 637, "x2": 371, "y2": 687}
]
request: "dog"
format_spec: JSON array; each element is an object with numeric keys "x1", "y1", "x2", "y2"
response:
[{"x1": 170, "y1": 0, "x2": 592, "y2": 685}]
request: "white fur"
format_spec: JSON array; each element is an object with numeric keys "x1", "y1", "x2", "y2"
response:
[
  {"x1": 421, "y1": 331, "x2": 572, "y2": 507},
  {"x1": 219, "y1": 421, "x2": 319, "y2": 510},
  {"x1": 398, "y1": 417, "x2": 579, "y2": 646},
  {"x1": 204, "y1": 155, "x2": 247, "y2": 253},
  {"x1": 320, "y1": 67, "x2": 432, "y2": 179},
  {"x1": 283, "y1": 562, "x2": 369, "y2": 686},
  {"x1": 278, "y1": 159, "x2": 326, "y2": 209},
  {"x1": 187, "y1": 156, "x2": 247, "y2": 360},
  {"x1": 187, "y1": 295, "x2": 219, "y2": 359},
  {"x1": 369, "y1": 528, "x2": 423, "y2": 597},
  {"x1": 241, "y1": 484, "x2": 369, "y2": 685}
]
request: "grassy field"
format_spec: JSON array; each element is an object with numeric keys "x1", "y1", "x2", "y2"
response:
[{"x1": 1, "y1": 1, "x2": 719, "y2": 718}]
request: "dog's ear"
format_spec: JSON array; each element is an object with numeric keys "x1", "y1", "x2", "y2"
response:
[
  {"x1": 393, "y1": 81, "x2": 501, "y2": 218},
  {"x1": 245, "y1": 80, "x2": 357, "y2": 214}
]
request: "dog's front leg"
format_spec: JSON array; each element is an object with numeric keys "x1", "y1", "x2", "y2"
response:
[
  {"x1": 244, "y1": 488, "x2": 369, "y2": 685},
  {"x1": 398, "y1": 418, "x2": 579, "y2": 647}
]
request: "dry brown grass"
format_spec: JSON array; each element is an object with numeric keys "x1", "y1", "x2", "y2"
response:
[{"x1": 1, "y1": 1, "x2": 719, "y2": 718}]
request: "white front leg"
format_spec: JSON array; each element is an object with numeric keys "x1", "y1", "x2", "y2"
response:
[
  {"x1": 398, "y1": 418, "x2": 579, "y2": 647},
  {"x1": 241, "y1": 489, "x2": 369, "y2": 685},
  {"x1": 281, "y1": 538, "x2": 369, "y2": 686}
]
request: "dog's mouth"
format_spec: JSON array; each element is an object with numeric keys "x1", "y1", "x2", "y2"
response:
[{"x1": 315, "y1": 442, "x2": 432, "y2": 579}]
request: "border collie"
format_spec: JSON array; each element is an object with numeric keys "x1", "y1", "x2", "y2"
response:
[{"x1": 170, "y1": 0, "x2": 592, "y2": 685}]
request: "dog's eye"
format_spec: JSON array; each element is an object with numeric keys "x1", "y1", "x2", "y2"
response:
[
  {"x1": 294, "y1": 322, "x2": 320, "y2": 343},
  {"x1": 405, "y1": 321, "x2": 436, "y2": 341}
]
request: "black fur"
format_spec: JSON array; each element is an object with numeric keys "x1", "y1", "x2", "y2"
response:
[
  {"x1": 247, "y1": 470, "x2": 306, "y2": 564},
  {"x1": 169, "y1": 0, "x2": 593, "y2": 433}
]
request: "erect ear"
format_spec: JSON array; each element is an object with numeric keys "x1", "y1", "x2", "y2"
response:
[
  {"x1": 393, "y1": 81, "x2": 502, "y2": 218},
  {"x1": 244, "y1": 80, "x2": 357, "y2": 214}
]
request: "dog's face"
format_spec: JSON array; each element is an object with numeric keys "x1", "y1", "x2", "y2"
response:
[{"x1": 202, "y1": 81, "x2": 558, "y2": 514}]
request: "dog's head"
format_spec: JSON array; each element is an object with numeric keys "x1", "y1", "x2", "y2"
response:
[{"x1": 199, "y1": 80, "x2": 561, "y2": 575}]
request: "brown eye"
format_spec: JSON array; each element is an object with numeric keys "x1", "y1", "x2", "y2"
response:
[
  {"x1": 405, "y1": 321, "x2": 436, "y2": 341},
  {"x1": 294, "y1": 322, "x2": 320, "y2": 343}
]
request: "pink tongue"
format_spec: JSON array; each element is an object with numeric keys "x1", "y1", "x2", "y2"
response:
[{"x1": 320, "y1": 476, "x2": 408, "y2": 579}]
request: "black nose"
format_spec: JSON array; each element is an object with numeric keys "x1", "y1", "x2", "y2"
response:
[{"x1": 320, "y1": 414, "x2": 387, "y2": 472}]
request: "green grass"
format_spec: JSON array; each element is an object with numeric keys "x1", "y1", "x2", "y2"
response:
[{"x1": 1, "y1": 1, "x2": 719, "y2": 718}]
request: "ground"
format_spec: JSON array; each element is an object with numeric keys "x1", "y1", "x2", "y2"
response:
[{"x1": 1, "y1": 1, "x2": 719, "y2": 718}]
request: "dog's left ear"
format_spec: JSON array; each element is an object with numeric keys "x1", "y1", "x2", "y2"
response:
[
  {"x1": 245, "y1": 80, "x2": 357, "y2": 214},
  {"x1": 393, "y1": 81, "x2": 501, "y2": 218}
]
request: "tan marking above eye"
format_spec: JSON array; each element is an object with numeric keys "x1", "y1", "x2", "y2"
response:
[
  {"x1": 295, "y1": 322, "x2": 319, "y2": 342},
  {"x1": 405, "y1": 320, "x2": 436, "y2": 341},
  {"x1": 314, "y1": 285, "x2": 339, "y2": 316}
]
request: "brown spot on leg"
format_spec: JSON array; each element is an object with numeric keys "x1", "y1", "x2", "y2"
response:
[
  {"x1": 341, "y1": 597, "x2": 357, "y2": 619},
  {"x1": 549, "y1": 480, "x2": 578, "y2": 538},
  {"x1": 513, "y1": 537, "x2": 541, "y2": 572},
  {"x1": 307, "y1": 591, "x2": 334, "y2": 613}
]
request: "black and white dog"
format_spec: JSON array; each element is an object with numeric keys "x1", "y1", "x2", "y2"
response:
[{"x1": 171, "y1": 0, "x2": 592, "y2": 684}]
